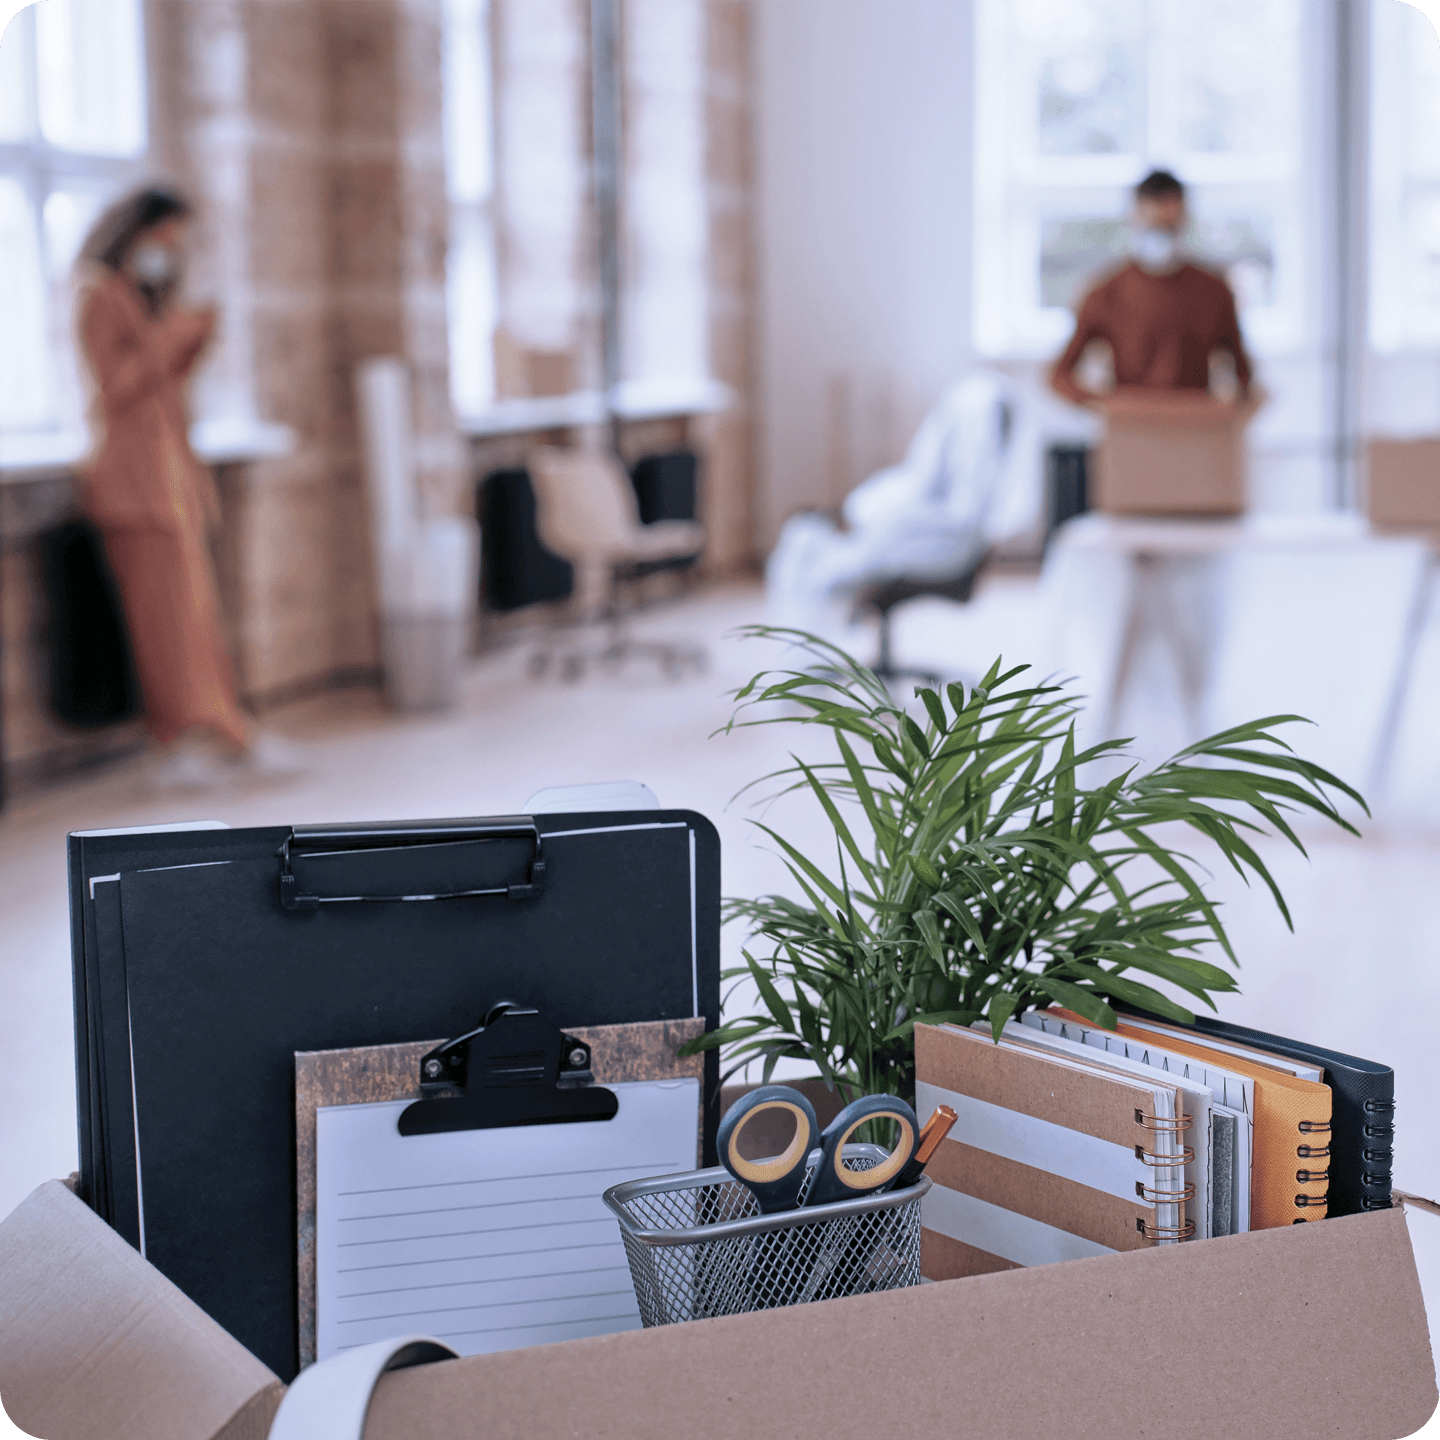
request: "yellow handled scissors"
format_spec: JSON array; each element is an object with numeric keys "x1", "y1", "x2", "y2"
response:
[{"x1": 717, "y1": 1085, "x2": 919, "y2": 1213}]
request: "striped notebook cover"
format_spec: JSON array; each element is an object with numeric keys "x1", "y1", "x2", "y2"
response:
[{"x1": 915, "y1": 1023, "x2": 1192, "y2": 1281}]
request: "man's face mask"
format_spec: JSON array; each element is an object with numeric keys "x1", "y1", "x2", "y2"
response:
[{"x1": 1130, "y1": 227, "x2": 1181, "y2": 272}]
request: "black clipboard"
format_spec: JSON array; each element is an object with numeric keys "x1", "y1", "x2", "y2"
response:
[{"x1": 67, "y1": 810, "x2": 720, "y2": 1380}]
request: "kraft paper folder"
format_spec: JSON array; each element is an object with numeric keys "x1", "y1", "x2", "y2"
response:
[{"x1": 1, "y1": 1177, "x2": 1435, "y2": 1440}]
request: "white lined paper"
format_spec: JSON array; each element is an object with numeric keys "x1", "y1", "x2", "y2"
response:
[{"x1": 315, "y1": 1079, "x2": 698, "y2": 1360}]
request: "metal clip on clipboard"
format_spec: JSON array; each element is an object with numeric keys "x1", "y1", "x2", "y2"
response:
[
  {"x1": 398, "y1": 1002, "x2": 619, "y2": 1137},
  {"x1": 277, "y1": 816, "x2": 546, "y2": 910}
]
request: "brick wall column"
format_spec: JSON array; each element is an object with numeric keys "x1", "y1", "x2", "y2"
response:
[
  {"x1": 701, "y1": 0, "x2": 758, "y2": 574},
  {"x1": 491, "y1": 0, "x2": 598, "y2": 395},
  {"x1": 145, "y1": 0, "x2": 464, "y2": 705}
]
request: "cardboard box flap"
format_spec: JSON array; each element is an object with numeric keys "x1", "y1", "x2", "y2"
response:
[
  {"x1": 360, "y1": 1209, "x2": 1436, "y2": 1440},
  {"x1": 0, "y1": 1182, "x2": 283, "y2": 1440}
]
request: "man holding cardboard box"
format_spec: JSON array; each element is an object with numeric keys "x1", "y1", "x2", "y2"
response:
[
  {"x1": 1051, "y1": 169, "x2": 1252, "y2": 407},
  {"x1": 1050, "y1": 170, "x2": 1257, "y2": 516}
]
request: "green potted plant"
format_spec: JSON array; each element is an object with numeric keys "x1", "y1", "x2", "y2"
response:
[{"x1": 682, "y1": 629, "x2": 1364, "y2": 1108}]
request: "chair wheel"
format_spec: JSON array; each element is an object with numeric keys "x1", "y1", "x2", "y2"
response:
[
  {"x1": 561, "y1": 656, "x2": 584, "y2": 682},
  {"x1": 527, "y1": 652, "x2": 549, "y2": 677}
]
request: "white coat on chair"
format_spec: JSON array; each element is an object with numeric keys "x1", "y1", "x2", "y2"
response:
[{"x1": 765, "y1": 372, "x2": 1018, "y2": 638}]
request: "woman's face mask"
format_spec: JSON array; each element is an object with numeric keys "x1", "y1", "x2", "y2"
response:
[
  {"x1": 130, "y1": 243, "x2": 180, "y2": 286},
  {"x1": 1130, "y1": 226, "x2": 1181, "y2": 273}
]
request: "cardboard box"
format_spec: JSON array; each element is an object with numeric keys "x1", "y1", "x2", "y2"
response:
[
  {"x1": 2, "y1": 1178, "x2": 1435, "y2": 1440},
  {"x1": 1093, "y1": 390, "x2": 1261, "y2": 517},
  {"x1": 1369, "y1": 439, "x2": 1440, "y2": 528}
]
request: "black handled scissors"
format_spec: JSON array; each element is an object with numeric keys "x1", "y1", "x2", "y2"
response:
[{"x1": 717, "y1": 1085, "x2": 919, "y2": 1213}]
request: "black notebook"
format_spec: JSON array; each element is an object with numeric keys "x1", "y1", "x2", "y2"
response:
[
  {"x1": 1116, "y1": 1005, "x2": 1393, "y2": 1217},
  {"x1": 68, "y1": 811, "x2": 721, "y2": 1380}
]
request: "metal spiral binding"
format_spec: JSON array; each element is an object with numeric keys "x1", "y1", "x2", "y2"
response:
[
  {"x1": 1297, "y1": 1143, "x2": 1330, "y2": 1159},
  {"x1": 1134, "y1": 1110, "x2": 1192, "y2": 1133},
  {"x1": 1294, "y1": 1193, "x2": 1329, "y2": 1208},
  {"x1": 1138, "y1": 1179, "x2": 1197, "y2": 1203},
  {"x1": 1298, "y1": 1120, "x2": 1331, "y2": 1134},
  {"x1": 1295, "y1": 1169, "x2": 1328, "y2": 1184},
  {"x1": 1137, "y1": 1145, "x2": 1195, "y2": 1168},
  {"x1": 1136, "y1": 1216, "x2": 1196, "y2": 1240}
]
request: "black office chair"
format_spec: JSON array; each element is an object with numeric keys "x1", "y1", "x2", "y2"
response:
[
  {"x1": 477, "y1": 468, "x2": 575, "y2": 614},
  {"x1": 862, "y1": 552, "x2": 992, "y2": 688},
  {"x1": 37, "y1": 518, "x2": 142, "y2": 728}
]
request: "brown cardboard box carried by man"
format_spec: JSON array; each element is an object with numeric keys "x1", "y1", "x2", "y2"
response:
[{"x1": 1, "y1": 1174, "x2": 1435, "y2": 1440}]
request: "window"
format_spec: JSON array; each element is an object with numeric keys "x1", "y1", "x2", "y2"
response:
[
  {"x1": 1369, "y1": 0, "x2": 1440, "y2": 353},
  {"x1": 0, "y1": 0, "x2": 148, "y2": 436},
  {"x1": 442, "y1": 0, "x2": 499, "y2": 418},
  {"x1": 621, "y1": 0, "x2": 710, "y2": 402},
  {"x1": 973, "y1": 0, "x2": 1305, "y2": 359}
]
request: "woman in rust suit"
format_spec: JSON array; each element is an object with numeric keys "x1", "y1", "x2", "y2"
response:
[{"x1": 75, "y1": 187, "x2": 252, "y2": 766}]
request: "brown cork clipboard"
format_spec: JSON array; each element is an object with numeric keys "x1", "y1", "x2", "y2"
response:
[{"x1": 294, "y1": 1016, "x2": 704, "y2": 1369}]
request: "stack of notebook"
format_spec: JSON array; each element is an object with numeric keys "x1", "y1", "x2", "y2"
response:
[{"x1": 915, "y1": 1009, "x2": 1392, "y2": 1281}]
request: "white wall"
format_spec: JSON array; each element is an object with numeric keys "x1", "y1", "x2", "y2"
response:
[{"x1": 753, "y1": 0, "x2": 976, "y2": 551}]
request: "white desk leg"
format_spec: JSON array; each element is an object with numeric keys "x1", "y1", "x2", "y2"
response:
[
  {"x1": 1368, "y1": 549, "x2": 1437, "y2": 802},
  {"x1": 1103, "y1": 552, "x2": 1155, "y2": 743}
]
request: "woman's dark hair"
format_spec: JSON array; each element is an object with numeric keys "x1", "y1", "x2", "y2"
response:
[
  {"x1": 81, "y1": 185, "x2": 192, "y2": 271},
  {"x1": 1135, "y1": 169, "x2": 1185, "y2": 203}
]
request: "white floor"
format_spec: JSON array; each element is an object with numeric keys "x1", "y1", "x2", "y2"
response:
[{"x1": 1, "y1": 576, "x2": 1436, "y2": 1395}]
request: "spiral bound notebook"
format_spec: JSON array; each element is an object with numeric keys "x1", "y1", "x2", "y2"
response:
[
  {"x1": 1114, "y1": 1005, "x2": 1393, "y2": 1218},
  {"x1": 1049, "y1": 1011, "x2": 1333, "y2": 1228},
  {"x1": 1017, "y1": 1010, "x2": 1257, "y2": 1236},
  {"x1": 994, "y1": 1018, "x2": 1236, "y2": 1239},
  {"x1": 914, "y1": 1023, "x2": 1193, "y2": 1281}
]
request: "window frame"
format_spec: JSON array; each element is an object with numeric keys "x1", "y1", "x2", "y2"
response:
[
  {"x1": 972, "y1": 0, "x2": 1311, "y2": 363},
  {"x1": 441, "y1": 0, "x2": 501, "y2": 420},
  {"x1": 0, "y1": 0, "x2": 149, "y2": 439},
  {"x1": 1368, "y1": 0, "x2": 1440, "y2": 356}
]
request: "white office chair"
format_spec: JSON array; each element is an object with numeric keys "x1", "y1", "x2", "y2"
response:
[
  {"x1": 766, "y1": 372, "x2": 1016, "y2": 683},
  {"x1": 524, "y1": 445, "x2": 707, "y2": 680}
]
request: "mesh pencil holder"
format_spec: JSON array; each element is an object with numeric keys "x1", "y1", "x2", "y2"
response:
[{"x1": 602, "y1": 1144, "x2": 930, "y2": 1326}]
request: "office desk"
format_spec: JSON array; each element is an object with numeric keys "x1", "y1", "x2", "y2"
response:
[{"x1": 1041, "y1": 513, "x2": 1432, "y2": 794}]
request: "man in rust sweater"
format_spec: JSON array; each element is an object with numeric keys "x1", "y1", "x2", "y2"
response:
[{"x1": 1050, "y1": 170, "x2": 1253, "y2": 405}]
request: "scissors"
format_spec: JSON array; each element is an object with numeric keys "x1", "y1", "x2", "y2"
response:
[{"x1": 717, "y1": 1085, "x2": 920, "y2": 1213}]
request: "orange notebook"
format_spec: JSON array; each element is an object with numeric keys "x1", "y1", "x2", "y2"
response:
[{"x1": 1048, "y1": 1009, "x2": 1331, "y2": 1228}]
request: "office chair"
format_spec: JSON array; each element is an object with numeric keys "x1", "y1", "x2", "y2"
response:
[
  {"x1": 864, "y1": 555, "x2": 992, "y2": 687},
  {"x1": 478, "y1": 468, "x2": 576, "y2": 614},
  {"x1": 852, "y1": 383, "x2": 1015, "y2": 686},
  {"x1": 524, "y1": 445, "x2": 707, "y2": 681}
]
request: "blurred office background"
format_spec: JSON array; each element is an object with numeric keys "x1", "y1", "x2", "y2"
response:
[
  {"x1": 2, "y1": 0, "x2": 1440, "y2": 1314},
  {"x1": 2, "y1": 0, "x2": 1440, "y2": 782}
]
